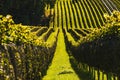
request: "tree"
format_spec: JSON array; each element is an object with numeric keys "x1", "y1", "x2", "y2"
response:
[{"x1": 0, "y1": 0, "x2": 48, "y2": 25}]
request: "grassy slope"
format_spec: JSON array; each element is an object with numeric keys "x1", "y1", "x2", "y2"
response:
[{"x1": 43, "y1": 29, "x2": 80, "y2": 80}]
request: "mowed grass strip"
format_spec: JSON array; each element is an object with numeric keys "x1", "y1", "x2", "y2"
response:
[
  {"x1": 90, "y1": 0, "x2": 104, "y2": 27},
  {"x1": 96, "y1": 0, "x2": 108, "y2": 13},
  {"x1": 112, "y1": 0, "x2": 120, "y2": 10},
  {"x1": 31, "y1": 27, "x2": 40, "y2": 32},
  {"x1": 67, "y1": 1, "x2": 76, "y2": 29},
  {"x1": 43, "y1": 29, "x2": 80, "y2": 80},
  {"x1": 93, "y1": 0, "x2": 106, "y2": 24},
  {"x1": 77, "y1": 1, "x2": 89, "y2": 28},
  {"x1": 60, "y1": 1, "x2": 66, "y2": 29},
  {"x1": 61, "y1": 1, "x2": 70, "y2": 31},
  {"x1": 81, "y1": 0, "x2": 93, "y2": 28},
  {"x1": 54, "y1": 3, "x2": 58, "y2": 29},
  {"x1": 38, "y1": 27, "x2": 53, "y2": 41},
  {"x1": 87, "y1": 0, "x2": 101, "y2": 28},
  {"x1": 64, "y1": 1, "x2": 71, "y2": 30},
  {"x1": 74, "y1": 1, "x2": 84, "y2": 28},
  {"x1": 58, "y1": 1, "x2": 62, "y2": 27},
  {"x1": 83, "y1": 0, "x2": 97, "y2": 28},
  {"x1": 71, "y1": 1, "x2": 80, "y2": 29},
  {"x1": 107, "y1": 0, "x2": 118, "y2": 10},
  {"x1": 105, "y1": 0, "x2": 114, "y2": 11},
  {"x1": 46, "y1": 28, "x2": 59, "y2": 44}
]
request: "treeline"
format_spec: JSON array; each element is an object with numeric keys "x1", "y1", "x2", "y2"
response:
[{"x1": 0, "y1": 0, "x2": 56, "y2": 25}]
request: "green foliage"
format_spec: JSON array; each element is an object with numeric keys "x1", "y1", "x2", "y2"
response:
[
  {"x1": 79, "y1": 11, "x2": 120, "y2": 44},
  {"x1": 0, "y1": 0, "x2": 56, "y2": 25},
  {"x1": 0, "y1": 15, "x2": 14, "y2": 44},
  {"x1": 0, "y1": 15, "x2": 46, "y2": 46},
  {"x1": 67, "y1": 11, "x2": 120, "y2": 77},
  {"x1": 104, "y1": 10, "x2": 120, "y2": 23},
  {"x1": 0, "y1": 42, "x2": 57, "y2": 80},
  {"x1": 0, "y1": 15, "x2": 32, "y2": 44},
  {"x1": 0, "y1": 15, "x2": 58, "y2": 79}
]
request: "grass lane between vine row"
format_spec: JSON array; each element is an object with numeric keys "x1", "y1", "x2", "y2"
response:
[{"x1": 43, "y1": 29, "x2": 80, "y2": 80}]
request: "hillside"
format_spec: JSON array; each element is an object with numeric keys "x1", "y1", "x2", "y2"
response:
[{"x1": 0, "y1": 0, "x2": 120, "y2": 80}]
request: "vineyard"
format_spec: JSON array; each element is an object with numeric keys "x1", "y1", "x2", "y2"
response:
[{"x1": 0, "y1": 0, "x2": 120, "y2": 80}]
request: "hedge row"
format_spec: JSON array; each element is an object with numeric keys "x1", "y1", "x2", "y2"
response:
[
  {"x1": 0, "y1": 32, "x2": 58, "y2": 80},
  {"x1": 65, "y1": 23, "x2": 120, "y2": 77}
]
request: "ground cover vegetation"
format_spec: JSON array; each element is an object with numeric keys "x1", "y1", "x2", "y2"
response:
[{"x1": 0, "y1": 0, "x2": 120, "y2": 80}]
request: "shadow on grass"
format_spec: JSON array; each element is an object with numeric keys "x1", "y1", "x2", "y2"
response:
[{"x1": 68, "y1": 53, "x2": 94, "y2": 80}]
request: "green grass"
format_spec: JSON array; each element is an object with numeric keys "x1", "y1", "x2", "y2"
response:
[
  {"x1": 61, "y1": 1, "x2": 66, "y2": 28},
  {"x1": 77, "y1": 1, "x2": 89, "y2": 28},
  {"x1": 38, "y1": 27, "x2": 53, "y2": 41},
  {"x1": 84, "y1": 0, "x2": 97, "y2": 28},
  {"x1": 92, "y1": 0, "x2": 105, "y2": 25},
  {"x1": 64, "y1": 1, "x2": 71, "y2": 29},
  {"x1": 46, "y1": 28, "x2": 59, "y2": 44},
  {"x1": 69, "y1": 55, "x2": 94, "y2": 80},
  {"x1": 54, "y1": 3, "x2": 58, "y2": 29},
  {"x1": 81, "y1": 0, "x2": 93, "y2": 28},
  {"x1": 43, "y1": 29, "x2": 79, "y2": 80},
  {"x1": 58, "y1": 1, "x2": 62, "y2": 27},
  {"x1": 71, "y1": 1, "x2": 80, "y2": 29},
  {"x1": 74, "y1": 1, "x2": 84, "y2": 28},
  {"x1": 90, "y1": 0, "x2": 103, "y2": 27},
  {"x1": 67, "y1": 1, "x2": 76, "y2": 29},
  {"x1": 43, "y1": 0, "x2": 120, "y2": 80},
  {"x1": 113, "y1": 0, "x2": 120, "y2": 10}
]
